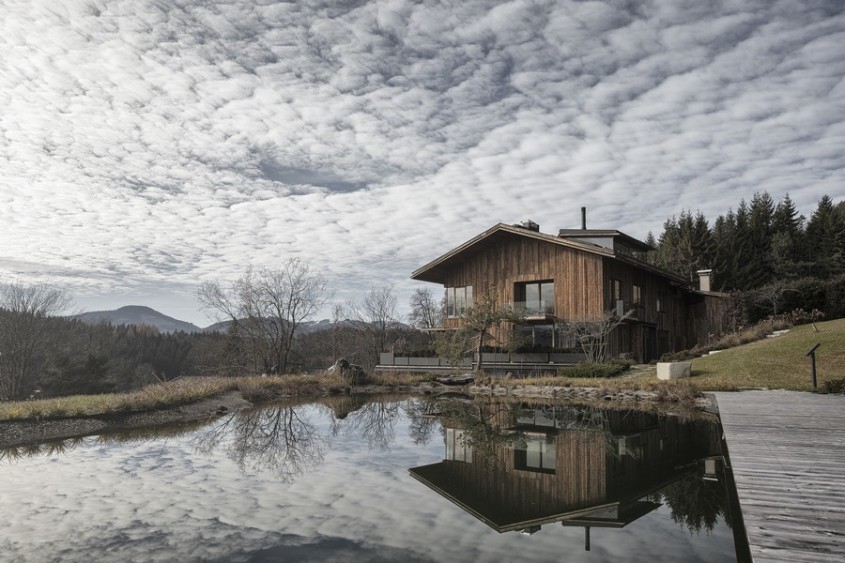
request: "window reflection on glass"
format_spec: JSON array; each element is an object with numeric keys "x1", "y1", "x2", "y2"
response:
[
  {"x1": 515, "y1": 281, "x2": 554, "y2": 317},
  {"x1": 515, "y1": 433, "x2": 556, "y2": 473},
  {"x1": 446, "y1": 286, "x2": 473, "y2": 318}
]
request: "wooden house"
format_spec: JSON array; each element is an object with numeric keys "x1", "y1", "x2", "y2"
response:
[{"x1": 411, "y1": 220, "x2": 725, "y2": 363}]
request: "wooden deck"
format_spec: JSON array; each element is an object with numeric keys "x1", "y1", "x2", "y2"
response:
[{"x1": 715, "y1": 391, "x2": 845, "y2": 562}]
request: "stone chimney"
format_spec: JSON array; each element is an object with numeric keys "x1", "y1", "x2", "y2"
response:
[{"x1": 696, "y1": 269, "x2": 713, "y2": 292}]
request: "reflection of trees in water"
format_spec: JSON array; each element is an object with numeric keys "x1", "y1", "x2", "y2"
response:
[
  {"x1": 195, "y1": 406, "x2": 325, "y2": 482},
  {"x1": 659, "y1": 468, "x2": 731, "y2": 534},
  {"x1": 328, "y1": 399, "x2": 400, "y2": 450},
  {"x1": 0, "y1": 436, "x2": 88, "y2": 461},
  {"x1": 402, "y1": 400, "x2": 440, "y2": 445}
]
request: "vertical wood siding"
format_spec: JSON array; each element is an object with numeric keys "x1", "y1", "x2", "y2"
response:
[{"x1": 438, "y1": 232, "x2": 724, "y2": 358}]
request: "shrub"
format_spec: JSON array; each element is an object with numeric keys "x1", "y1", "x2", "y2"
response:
[
  {"x1": 822, "y1": 378, "x2": 845, "y2": 394},
  {"x1": 557, "y1": 360, "x2": 632, "y2": 378}
]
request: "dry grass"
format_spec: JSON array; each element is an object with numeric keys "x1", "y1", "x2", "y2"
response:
[
  {"x1": 0, "y1": 377, "x2": 239, "y2": 421},
  {"x1": 0, "y1": 371, "x2": 437, "y2": 421}
]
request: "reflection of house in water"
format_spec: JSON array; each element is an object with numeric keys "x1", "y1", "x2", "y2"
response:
[{"x1": 410, "y1": 403, "x2": 721, "y2": 541}]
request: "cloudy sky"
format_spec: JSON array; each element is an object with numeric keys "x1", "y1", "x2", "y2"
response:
[{"x1": 1, "y1": 0, "x2": 844, "y2": 325}]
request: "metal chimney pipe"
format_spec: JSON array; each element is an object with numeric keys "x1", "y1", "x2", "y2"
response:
[{"x1": 581, "y1": 207, "x2": 587, "y2": 230}]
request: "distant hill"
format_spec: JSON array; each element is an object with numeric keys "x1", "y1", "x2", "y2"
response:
[
  {"x1": 202, "y1": 318, "x2": 357, "y2": 334},
  {"x1": 203, "y1": 318, "x2": 411, "y2": 334},
  {"x1": 74, "y1": 306, "x2": 202, "y2": 334},
  {"x1": 74, "y1": 306, "x2": 413, "y2": 335}
]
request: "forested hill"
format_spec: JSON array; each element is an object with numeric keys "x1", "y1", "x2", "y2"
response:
[
  {"x1": 74, "y1": 306, "x2": 202, "y2": 334},
  {"x1": 644, "y1": 193, "x2": 844, "y2": 322}
]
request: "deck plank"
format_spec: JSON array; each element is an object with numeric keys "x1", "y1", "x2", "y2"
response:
[{"x1": 715, "y1": 391, "x2": 845, "y2": 563}]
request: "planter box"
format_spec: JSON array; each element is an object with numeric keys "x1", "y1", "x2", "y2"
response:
[{"x1": 656, "y1": 362, "x2": 691, "y2": 380}]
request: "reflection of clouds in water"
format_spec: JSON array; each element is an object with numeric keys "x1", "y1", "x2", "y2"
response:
[{"x1": 0, "y1": 404, "x2": 734, "y2": 562}]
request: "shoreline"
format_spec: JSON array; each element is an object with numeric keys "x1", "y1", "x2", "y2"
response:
[{"x1": 0, "y1": 383, "x2": 713, "y2": 450}]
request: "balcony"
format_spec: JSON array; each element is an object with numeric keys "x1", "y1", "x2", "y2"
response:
[{"x1": 512, "y1": 300, "x2": 555, "y2": 320}]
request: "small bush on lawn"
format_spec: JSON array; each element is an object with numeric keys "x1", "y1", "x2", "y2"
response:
[
  {"x1": 822, "y1": 377, "x2": 845, "y2": 394},
  {"x1": 557, "y1": 360, "x2": 632, "y2": 378}
]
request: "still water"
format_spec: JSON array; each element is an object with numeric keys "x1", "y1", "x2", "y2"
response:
[{"x1": 1, "y1": 396, "x2": 739, "y2": 562}]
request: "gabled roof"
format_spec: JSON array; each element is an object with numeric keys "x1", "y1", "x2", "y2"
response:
[
  {"x1": 411, "y1": 223, "x2": 687, "y2": 286},
  {"x1": 411, "y1": 223, "x2": 613, "y2": 284}
]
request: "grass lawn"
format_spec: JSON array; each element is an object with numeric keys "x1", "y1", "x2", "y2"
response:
[
  {"x1": 685, "y1": 317, "x2": 845, "y2": 391},
  {"x1": 493, "y1": 318, "x2": 845, "y2": 393}
]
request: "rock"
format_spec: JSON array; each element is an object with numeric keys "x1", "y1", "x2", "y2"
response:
[{"x1": 326, "y1": 358, "x2": 365, "y2": 383}]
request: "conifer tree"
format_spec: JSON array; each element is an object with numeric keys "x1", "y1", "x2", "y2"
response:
[{"x1": 806, "y1": 195, "x2": 845, "y2": 278}]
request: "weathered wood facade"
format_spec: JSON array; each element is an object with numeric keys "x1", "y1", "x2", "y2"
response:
[{"x1": 412, "y1": 223, "x2": 725, "y2": 362}]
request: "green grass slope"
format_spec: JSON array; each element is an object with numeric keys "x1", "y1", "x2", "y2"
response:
[{"x1": 689, "y1": 318, "x2": 845, "y2": 391}]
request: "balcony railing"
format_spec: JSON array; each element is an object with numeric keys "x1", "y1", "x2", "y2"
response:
[{"x1": 512, "y1": 300, "x2": 555, "y2": 319}]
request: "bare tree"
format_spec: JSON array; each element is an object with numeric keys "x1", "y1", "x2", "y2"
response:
[
  {"x1": 560, "y1": 310, "x2": 632, "y2": 364},
  {"x1": 753, "y1": 283, "x2": 799, "y2": 317},
  {"x1": 0, "y1": 282, "x2": 72, "y2": 400},
  {"x1": 194, "y1": 405, "x2": 325, "y2": 482},
  {"x1": 408, "y1": 287, "x2": 443, "y2": 329},
  {"x1": 346, "y1": 285, "x2": 399, "y2": 370},
  {"x1": 459, "y1": 289, "x2": 524, "y2": 372},
  {"x1": 197, "y1": 258, "x2": 328, "y2": 374}
]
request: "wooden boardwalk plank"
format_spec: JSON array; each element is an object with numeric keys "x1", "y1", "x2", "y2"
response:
[{"x1": 715, "y1": 391, "x2": 845, "y2": 563}]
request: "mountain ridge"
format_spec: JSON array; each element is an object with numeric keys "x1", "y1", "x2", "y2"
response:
[{"x1": 71, "y1": 305, "x2": 398, "y2": 335}]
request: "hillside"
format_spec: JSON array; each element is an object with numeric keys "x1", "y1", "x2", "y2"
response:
[
  {"x1": 74, "y1": 306, "x2": 202, "y2": 334},
  {"x1": 690, "y1": 318, "x2": 845, "y2": 391}
]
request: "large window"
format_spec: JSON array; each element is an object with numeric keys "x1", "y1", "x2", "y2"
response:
[
  {"x1": 632, "y1": 284, "x2": 642, "y2": 306},
  {"x1": 610, "y1": 278, "x2": 623, "y2": 312},
  {"x1": 515, "y1": 281, "x2": 555, "y2": 317},
  {"x1": 446, "y1": 428, "x2": 472, "y2": 463},
  {"x1": 446, "y1": 286, "x2": 473, "y2": 318},
  {"x1": 515, "y1": 433, "x2": 557, "y2": 474}
]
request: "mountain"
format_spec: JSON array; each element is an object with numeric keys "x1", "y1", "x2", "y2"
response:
[
  {"x1": 202, "y1": 318, "x2": 412, "y2": 334},
  {"x1": 74, "y1": 306, "x2": 414, "y2": 335},
  {"x1": 74, "y1": 306, "x2": 202, "y2": 334}
]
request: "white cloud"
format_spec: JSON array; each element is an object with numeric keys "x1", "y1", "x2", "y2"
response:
[{"x1": 0, "y1": 0, "x2": 843, "y2": 324}]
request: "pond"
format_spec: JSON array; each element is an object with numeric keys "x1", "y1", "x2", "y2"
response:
[{"x1": 0, "y1": 396, "x2": 744, "y2": 562}]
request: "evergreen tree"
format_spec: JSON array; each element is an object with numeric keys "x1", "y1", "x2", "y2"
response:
[
  {"x1": 746, "y1": 192, "x2": 775, "y2": 286},
  {"x1": 732, "y1": 200, "x2": 762, "y2": 290},
  {"x1": 711, "y1": 212, "x2": 736, "y2": 289},
  {"x1": 806, "y1": 195, "x2": 845, "y2": 278},
  {"x1": 655, "y1": 217, "x2": 682, "y2": 276},
  {"x1": 675, "y1": 211, "x2": 715, "y2": 282},
  {"x1": 771, "y1": 193, "x2": 807, "y2": 278}
]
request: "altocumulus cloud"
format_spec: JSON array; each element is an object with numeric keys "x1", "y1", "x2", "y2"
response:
[{"x1": 1, "y1": 0, "x2": 843, "y2": 322}]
